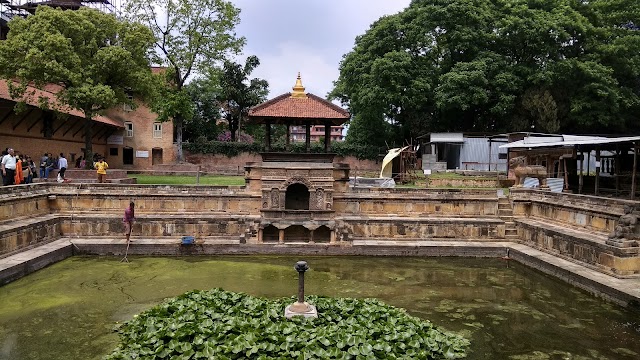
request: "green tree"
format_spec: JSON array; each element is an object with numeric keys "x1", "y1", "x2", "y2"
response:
[
  {"x1": 184, "y1": 77, "x2": 222, "y2": 141},
  {"x1": 0, "y1": 7, "x2": 154, "y2": 163},
  {"x1": 125, "y1": 0, "x2": 245, "y2": 161},
  {"x1": 216, "y1": 55, "x2": 269, "y2": 142},
  {"x1": 331, "y1": 0, "x2": 640, "y2": 145}
]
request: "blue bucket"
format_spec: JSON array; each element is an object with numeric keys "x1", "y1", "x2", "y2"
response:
[{"x1": 181, "y1": 236, "x2": 195, "y2": 245}]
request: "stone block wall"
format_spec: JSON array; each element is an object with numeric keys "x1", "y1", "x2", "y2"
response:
[
  {"x1": 59, "y1": 215, "x2": 260, "y2": 239},
  {"x1": 0, "y1": 216, "x2": 61, "y2": 255},
  {"x1": 517, "y1": 220, "x2": 640, "y2": 275},
  {"x1": 335, "y1": 188, "x2": 498, "y2": 217},
  {"x1": 511, "y1": 189, "x2": 625, "y2": 232},
  {"x1": 341, "y1": 217, "x2": 505, "y2": 241}
]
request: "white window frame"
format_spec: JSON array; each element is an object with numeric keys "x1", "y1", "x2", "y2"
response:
[
  {"x1": 153, "y1": 122, "x2": 162, "y2": 139},
  {"x1": 125, "y1": 122, "x2": 133, "y2": 137}
]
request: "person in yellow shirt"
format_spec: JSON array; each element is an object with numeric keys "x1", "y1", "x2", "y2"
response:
[{"x1": 94, "y1": 156, "x2": 109, "y2": 183}]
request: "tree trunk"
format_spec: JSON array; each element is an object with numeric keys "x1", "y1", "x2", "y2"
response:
[
  {"x1": 175, "y1": 116, "x2": 184, "y2": 162},
  {"x1": 229, "y1": 115, "x2": 237, "y2": 142},
  {"x1": 83, "y1": 114, "x2": 93, "y2": 169}
]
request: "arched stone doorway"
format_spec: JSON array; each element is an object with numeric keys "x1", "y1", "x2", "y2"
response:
[
  {"x1": 313, "y1": 225, "x2": 331, "y2": 243},
  {"x1": 285, "y1": 183, "x2": 309, "y2": 210},
  {"x1": 284, "y1": 225, "x2": 310, "y2": 242},
  {"x1": 262, "y1": 225, "x2": 279, "y2": 243}
]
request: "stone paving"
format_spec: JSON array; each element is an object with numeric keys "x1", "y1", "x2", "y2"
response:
[{"x1": 1, "y1": 238, "x2": 639, "y2": 307}]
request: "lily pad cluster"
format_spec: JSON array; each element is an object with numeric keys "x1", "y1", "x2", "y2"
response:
[{"x1": 106, "y1": 288, "x2": 469, "y2": 359}]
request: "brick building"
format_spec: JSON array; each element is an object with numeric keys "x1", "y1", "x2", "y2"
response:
[
  {"x1": 290, "y1": 124, "x2": 345, "y2": 143},
  {"x1": 0, "y1": 1, "x2": 174, "y2": 170},
  {"x1": 0, "y1": 79, "x2": 174, "y2": 170}
]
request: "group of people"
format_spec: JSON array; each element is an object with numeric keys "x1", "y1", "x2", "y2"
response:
[
  {"x1": 39, "y1": 152, "x2": 70, "y2": 183},
  {"x1": 1, "y1": 149, "x2": 110, "y2": 185},
  {"x1": 1, "y1": 148, "x2": 38, "y2": 186}
]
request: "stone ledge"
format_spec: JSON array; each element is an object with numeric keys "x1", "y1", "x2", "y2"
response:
[
  {"x1": 515, "y1": 217, "x2": 640, "y2": 276},
  {"x1": 0, "y1": 239, "x2": 72, "y2": 285},
  {"x1": 339, "y1": 216, "x2": 504, "y2": 224}
]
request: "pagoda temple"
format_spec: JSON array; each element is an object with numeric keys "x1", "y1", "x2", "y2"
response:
[{"x1": 245, "y1": 74, "x2": 351, "y2": 244}]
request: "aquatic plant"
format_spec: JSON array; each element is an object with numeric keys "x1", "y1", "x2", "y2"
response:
[{"x1": 105, "y1": 288, "x2": 469, "y2": 359}]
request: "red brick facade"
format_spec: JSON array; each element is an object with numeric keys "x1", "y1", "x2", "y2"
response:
[{"x1": 0, "y1": 80, "x2": 174, "y2": 169}]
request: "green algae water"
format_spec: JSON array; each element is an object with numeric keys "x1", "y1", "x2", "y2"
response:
[{"x1": 0, "y1": 256, "x2": 639, "y2": 360}]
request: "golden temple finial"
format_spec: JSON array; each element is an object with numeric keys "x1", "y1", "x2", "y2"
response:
[{"x1": 291, "y1": 72, "x2": 307, "y2": 98}]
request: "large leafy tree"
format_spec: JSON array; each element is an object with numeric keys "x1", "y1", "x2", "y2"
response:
[
  {"x1": 183, "y1": 77, "x2": 222, "y2": 141},
  {"x1": 216, "y1": 55, "x2": 269, "y2": 142},
  {"x1": 125, "y1": 0, "x2": 245, "y2": 162},
  {"x1": 0, "y1": 6, "x2": 154, "y2": 163},
  {"x1": 331, "y1": 0, "x2": 640, "y2": 146}
]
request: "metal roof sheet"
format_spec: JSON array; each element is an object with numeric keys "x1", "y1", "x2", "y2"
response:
[
  {"x1": 430, "y1": 133, "x2": 464, "y2": 143},
  {"x1": 500, "y1": 135, "x2": 640, "y2": 149}
]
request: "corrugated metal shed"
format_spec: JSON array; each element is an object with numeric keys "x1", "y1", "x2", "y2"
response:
[{"x1": 459, "y1": 137, "x2": 507, "y2": 171}]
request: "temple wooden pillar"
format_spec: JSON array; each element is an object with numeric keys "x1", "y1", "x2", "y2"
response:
[
  {"x1": 578, "y1": 148, "x2": 584, "y2": 194},
  {"x1": 305, "y1": 124, "x2": 311, "y2": 152},
  {"x1": 324, "y1": 121, "x2": 331, "y2": 152},
  {"x1": 286, "y1": 124, "x2": 291, "y2": 150},
  {"x1": 265, "y1": 121, "x2": 272, "y2": 151},
  {"x1": 595, "y1": 146, "x2": 601, "y2": 196}
]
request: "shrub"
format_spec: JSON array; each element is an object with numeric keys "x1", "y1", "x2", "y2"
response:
[
  {"x1": 106, "y1": 288, "x2": 469, "y2": 359},
  {"x1": 184, "y1": 139, "x2": 383, "y2": 161}
]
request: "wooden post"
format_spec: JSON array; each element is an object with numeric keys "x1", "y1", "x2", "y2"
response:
[
  {"x1": 615, "y1": 146, "x2": 620, "y2": 195},
  {"x1": 563, "y1": 157, "x2": 569, "y2": 191},
  {"x1": 488, "y1": 138, "x2": 492, "y2": 172},
  {"x1": 578, "y1": 150, "x2": 584, "y2": 194},
  {"x1": 305, "y1": 124, "x2": 311, "y2": 152},
  {"x1": 286, "y1": 124, "x2": 291, "y2": 150},
  {"x1": 595, "y1": 146, "x2": 601, "y2": 196},
  {"x1": 324, "y1": 121, "x2": 331, "y2": 152},
  {"x1": 265, "y1": 121, "x2": 272, "y2": 152},
  {"x1": 196, "y1": 165, "x2": 201, "y2": 185},
  {"x1": 632, "y1": 144, "x2": 637, "y2": 200}
]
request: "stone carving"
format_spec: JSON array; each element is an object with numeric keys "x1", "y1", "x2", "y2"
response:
[
  {"x1": 509, "y1": 156, "x2": 548, "y2": 188},
  {"x1": 607, "y1": 205, "x2": 639, "y2": 247},
  {"x1": 315, "y1": 188, "x2": 325, "y2": 210},
  {"x1": 270, "y1": 188, "x2": 280, "y2": 209},
  {"x1": 281, "y1": 176, "x2": 314, "y2": 191}
]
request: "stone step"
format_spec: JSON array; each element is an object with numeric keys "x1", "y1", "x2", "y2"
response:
[
  {"x1": 505, "y1": 229, "x2": 518, "y2": 235},
  {"x1": 498, "y1": 209, "x2": 513, "y2": 216}
]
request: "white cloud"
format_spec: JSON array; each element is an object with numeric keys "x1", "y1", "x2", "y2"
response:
[
  {"x1": 231, "y1": 0, "x2": 411, "y2": 99},
  {"x1": 243, "y1": 41, "x2": 338, "y2": 98}
]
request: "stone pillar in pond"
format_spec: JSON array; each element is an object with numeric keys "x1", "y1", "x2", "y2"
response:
[{"x1": 285, "y1": 261, "x2": 318, "y2": 318}]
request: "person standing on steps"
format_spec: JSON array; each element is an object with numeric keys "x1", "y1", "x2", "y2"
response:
[
  {"x1": 124, "y1": 201, "x2": 135, "y2": 242},
  {"x1": 57, "y1": 153, "x2": 68, "y2": 182},
  {"x1": 39, "y1": 153, "x2": 48, "y2": 179},
  {"x1": 94, "y1": 156, "x2": 109, "y2": 183},
  {"x1": 1, "y1": 148, "x2": 16, "y2": 186}
]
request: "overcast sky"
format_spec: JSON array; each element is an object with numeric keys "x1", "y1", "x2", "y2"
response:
[{"x1": 230, "y1": 0, "x2": 411, "y2": 99}]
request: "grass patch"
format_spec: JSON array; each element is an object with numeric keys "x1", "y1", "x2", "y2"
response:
[{"x1": 129, "y1": 174, "x2": 245, "y2": 186}]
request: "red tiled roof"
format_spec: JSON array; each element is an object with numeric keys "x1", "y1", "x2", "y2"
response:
[
  {"x1": 0, "y1": 80, "x2": 124, "y2": 128},
  {"x1": 249, "y1": 93, "x2": 350, "y2": 124}
]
